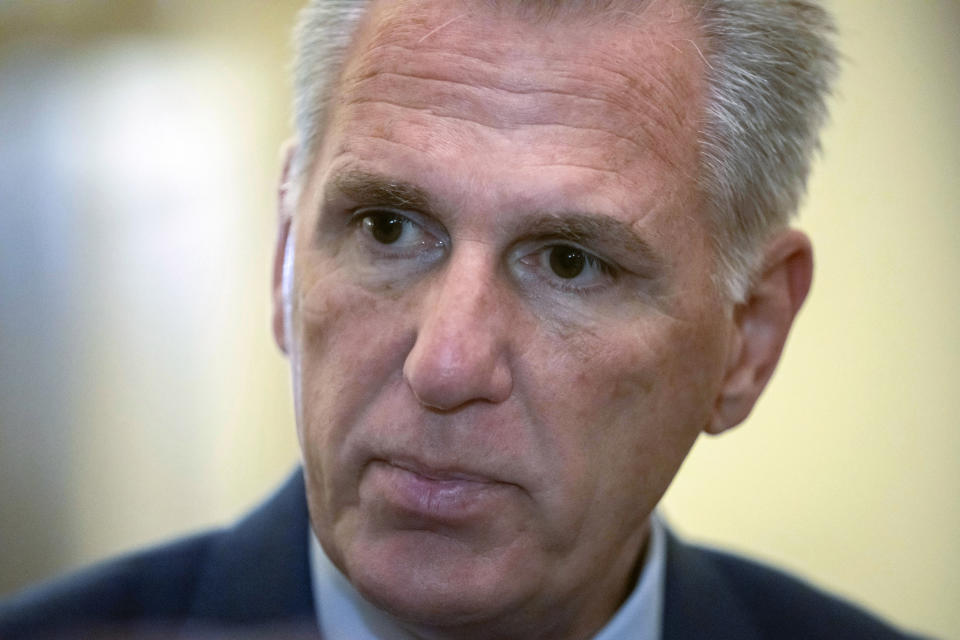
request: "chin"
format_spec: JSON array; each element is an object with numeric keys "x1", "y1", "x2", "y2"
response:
[{"x1": 343, "y1": 528, "x2": 535, "y2": 629}]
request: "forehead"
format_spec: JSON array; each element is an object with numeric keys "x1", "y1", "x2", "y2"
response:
[
  {"x1": 312, "y1": 0, "x2": 708, "y2": 246},
  {"x1": 334, "y1": 0, "x2": 704, "y2": 168}
]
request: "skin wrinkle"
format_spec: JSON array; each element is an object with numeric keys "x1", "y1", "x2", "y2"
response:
[
  {"x1": 337, "y1": 130, "x2": 622, "y2": 215},
  {"x1": 348, "y1": 133, "x2": 433, "y2": 157},
  {"x1": 340, "y1": 20, "x2": 701, "y2": 170},
  {"x1": 343, "y1": 91, "x2": 688, "y2": 176},
  {"x1": 346, "y1": 96, "x2": 655, "y2": 171},
  {"x1": 349, "y1": 53, "x2": 675, "y2": 112},
  {"x1": 349, "y1": 70, "x2": 629, "y2": 113},
  {"x1": 528, "y1": 162, "x2": 626, "y2": 180},
  {"x1": 344, "y1": 57, "x2": 693, "y2": 147}
]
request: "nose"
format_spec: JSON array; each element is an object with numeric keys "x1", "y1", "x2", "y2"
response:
[{"x1": 403, "y1": 247, "x2": 514, "y2": 411}]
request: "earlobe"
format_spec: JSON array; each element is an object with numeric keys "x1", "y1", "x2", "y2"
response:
[
  {"x1": 706, "y1": 229, "x2": 814, "y2": 435},
  {"x1": 272, "y1": 140, "x2": 299, "y2": 356}
]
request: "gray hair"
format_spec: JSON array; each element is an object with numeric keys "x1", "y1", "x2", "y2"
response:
[{"x1": 292, "y1": 0, "x2": 837, "y2": 301}]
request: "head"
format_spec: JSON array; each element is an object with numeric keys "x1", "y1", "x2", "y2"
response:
[{"x1": 273, "y1": 0, "x2": 836, "y2": 638}]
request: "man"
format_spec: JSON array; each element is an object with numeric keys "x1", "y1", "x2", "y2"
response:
[{"x1": 0, "y1": 0, "x2": 930, "y2": 638}]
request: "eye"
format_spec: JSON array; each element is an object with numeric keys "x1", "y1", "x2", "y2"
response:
[
  {"x1": 352, "y1": 208, "x2": 445, "y2": 260},
  {"x1": 518, "y1": 243, "x2": 617, "y2": 292}
]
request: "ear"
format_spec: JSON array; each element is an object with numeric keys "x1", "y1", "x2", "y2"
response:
[
  {"x1": 707, "y1": 229, "x2": 814, "y2": 435},
  {"x1": 272, "y1": 140, "x2": 298, "y2": 356}
]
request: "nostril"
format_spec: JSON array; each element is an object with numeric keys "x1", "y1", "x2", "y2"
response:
[{"x1": 407, "y1": 383, "x2": 459, "y2": 412}]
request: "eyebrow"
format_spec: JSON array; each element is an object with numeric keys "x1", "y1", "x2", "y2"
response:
[
  {"x1": 328, "y1": 169, "x2": 662, "y2": 268},
  {"x1": 331, "y1": 170, "x2": 434, "y2": 213}
]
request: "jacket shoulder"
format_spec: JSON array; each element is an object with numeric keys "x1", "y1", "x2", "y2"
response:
[
  {"x1": 0, "y1": 469, "x2": 314, "y2": 638},
  {"x1": 0, "y1": 531, "x2": 217, "y2": 637},
  {"x1": 676, "y1": 540, "x2": 929, "y2": 640}
]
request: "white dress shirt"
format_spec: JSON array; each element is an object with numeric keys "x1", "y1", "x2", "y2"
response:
[{"x1": 309, "y1": 514, "x2": 666, "y2": 640}]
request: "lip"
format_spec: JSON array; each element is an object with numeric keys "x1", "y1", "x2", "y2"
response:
[
  {"x1": 386, "y1": 457, "x2": 497, "y2": 484},
  {"x1": 360, "y1": 458, "x2": 509, "y2": 526}
]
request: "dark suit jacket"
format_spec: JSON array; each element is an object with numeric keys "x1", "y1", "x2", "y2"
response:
[{"x1": 0, "y1": 469, "x2": 929, "y2": 639}]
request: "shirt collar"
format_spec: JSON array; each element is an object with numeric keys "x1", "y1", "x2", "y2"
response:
[{"x1": 309, "y1": 515, "x2": 667, "y2": 640}]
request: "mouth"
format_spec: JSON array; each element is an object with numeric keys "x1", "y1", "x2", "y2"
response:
[
  {"x1": 360, "y1": 457, "x2": 510, "y2": 526},
  {"x1": 387, "y1": 458, "x2": 497, "y2": 484}
]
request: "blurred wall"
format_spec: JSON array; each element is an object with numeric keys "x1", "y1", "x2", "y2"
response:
[
  {"x1": 0, "y1": 1, "x2": 957, "y2": 638},
  {"x1": 0, "y1": 0, "x2": 304, "y2": 593}
]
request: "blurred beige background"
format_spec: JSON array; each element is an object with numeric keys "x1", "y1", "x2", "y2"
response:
[{"x1": 0, "y1": 1, "x2": 956, "y2": 638}]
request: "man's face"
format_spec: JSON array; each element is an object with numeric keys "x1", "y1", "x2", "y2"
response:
[{"x1": 282, "y1": 0, "x2": 734, "y2": 637}]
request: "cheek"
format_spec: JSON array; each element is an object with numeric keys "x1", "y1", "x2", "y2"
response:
[
  {"x1": 531, "y1": 315, "x2": 725, "y2": 513},
  {"x1": 295, "y1": 254, "x2": 414, "y2": 388},
  {"x1": 291, "y1": 263, "x2": 413, "y2": 494}
]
